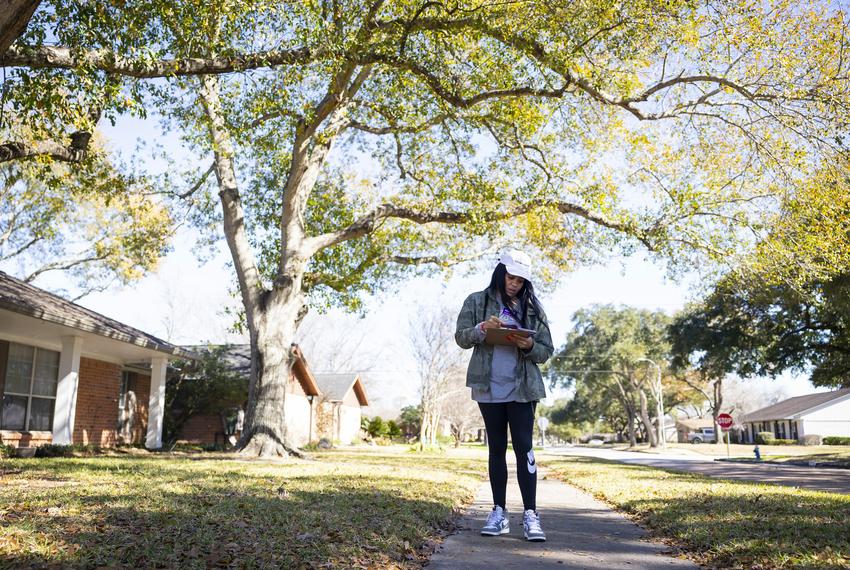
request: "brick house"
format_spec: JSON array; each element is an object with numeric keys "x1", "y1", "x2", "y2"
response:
[
  {"x1": 0, "y1": 271, "x2": 196, "y2": 449},
  {"x1": 176, "y1": 344, "x2": 322, "y2": 447},
  {"x1": 313, "y1": 373, "x2": 369, "y2": 445}
]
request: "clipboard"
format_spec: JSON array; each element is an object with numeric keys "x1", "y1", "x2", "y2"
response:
[{"x1": 485, "y1": 327, "x2": 536, "y2": 346}]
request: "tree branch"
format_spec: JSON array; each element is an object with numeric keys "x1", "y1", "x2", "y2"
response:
[
  {"x1": 303, "y1": 199, "x2": 648, "y2": 257},
  {"x1": 0, "y1": 134, "x2": 91, "y2": 164},
  {"x1": 23, "y1": 251, "x2": 109, "y2": 282},
  {"x1": 199, "y1": 75, "x2": 264, "y2": 311},
  {"x1": 178, "y1": 162, "x2": 215, "y2": 199},
  {"x1": 1, "y1": 44, "x2": 322, "y2": 78}
]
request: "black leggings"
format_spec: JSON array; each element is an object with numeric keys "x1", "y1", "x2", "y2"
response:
[{"x1": 478, "y1": 401, "x2": 537, "y2": 511}]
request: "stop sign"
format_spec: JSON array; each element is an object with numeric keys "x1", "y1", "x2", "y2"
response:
[{"x1": 717, "y1": 413, "x2": 734, "y2": 431}]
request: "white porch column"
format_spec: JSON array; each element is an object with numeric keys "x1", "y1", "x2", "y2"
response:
[
  {"x1": 145, "y1": 356, "x2": 168, "y2": 449},
  {"x1": 52, "y1": 336, "x2": 83, "y2": 445}
]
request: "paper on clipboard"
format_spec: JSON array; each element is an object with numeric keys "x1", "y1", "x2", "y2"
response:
[{"x1": 484, "y1": 327, "x2": 536, "y2": 346}]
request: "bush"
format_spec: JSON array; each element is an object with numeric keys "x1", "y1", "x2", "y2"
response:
[
  {"x1": 34, "y1": 444, "x2": 76, "y2": 458},
  {"x1": 823, "y1": 436, "x2": 850, "y2": 445},
  {"x1": 366, "y1": 416, "x2": 388, "y2": 438},
  {"x1": 756, "y1": 433, "x2": 797, "y2": 445},
  {"x1": 799, "y1": 434, "x2": 822, "y2": 446},
  {"x1": 756, "y1": 432, "x2": 775, "y2": 445},
  {"x1": 0, "y1": 442, "x2": 14, "y2": 458}
]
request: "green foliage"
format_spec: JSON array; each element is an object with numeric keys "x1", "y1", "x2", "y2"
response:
[
  {"x1": 823, "y1": 436, "x2": 850, "y2": 446},
  {"x1": 671, "y1": 271, "x2": 850, "y2": 388},
  {"x1": 386, "y1": 420, "x2": 401, "y2": 439},
  {"x1": 0, "y1": 442, "x2": 15, "y2": 458},
  {"x1": 6, "y1": 1, "x2": 847, "y2": 305},
  {"x1": 365, "y1": 416, "x2": 388, "y2": 438},
  {"x1": 0, "y1": 158, "x2": 172, "y2": 294},
  {"x1": 548, "y1": 305, "x2": 674, "y2": 438},
  {"x1": 397, "y1": 405, "x2": 422, "y2": 438},
  {"x1": 756, "y1": 432, "x2": 777, "y2": 445},
  {"x1": 163, "y1": 346, "x2": 248, "y2": 446}
]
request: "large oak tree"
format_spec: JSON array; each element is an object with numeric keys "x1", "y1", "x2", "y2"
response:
[{"x1": 3, "y1": 1, "x2": 849, "y2": 455}]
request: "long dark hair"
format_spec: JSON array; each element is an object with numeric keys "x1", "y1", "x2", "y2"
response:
[{"x1": 487, "y1": 263, "x2": 547, "y2": 327}]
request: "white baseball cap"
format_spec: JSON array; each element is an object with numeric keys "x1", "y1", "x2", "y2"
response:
[{"x1": 498, "y1": 249, "x2": 532, "y2": 281}]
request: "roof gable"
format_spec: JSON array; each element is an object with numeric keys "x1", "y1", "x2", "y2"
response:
[{"x1": 314, "y1": 373, "x2": 369, "y2": 406}]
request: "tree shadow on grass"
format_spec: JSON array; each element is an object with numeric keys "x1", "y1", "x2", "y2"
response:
[{"x1": 1, "y1": 474, "x2": 463, "y2": 569}]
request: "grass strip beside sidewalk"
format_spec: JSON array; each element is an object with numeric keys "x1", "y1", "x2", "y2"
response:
[
  {"x1": 0, "y1": 446, "x2": 485, "y2": 569},
  {"x1": 546, "y1": 456, "x2": 850, "y2": 569}
]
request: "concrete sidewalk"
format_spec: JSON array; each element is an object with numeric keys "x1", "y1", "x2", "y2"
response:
[{"x1": 427, "y1": 467, "x2": 696, "y2": 569}]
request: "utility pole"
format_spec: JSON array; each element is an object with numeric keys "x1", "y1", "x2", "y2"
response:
[{"x1": 636, "y1": 358, "x2": 665, "y2": 449}]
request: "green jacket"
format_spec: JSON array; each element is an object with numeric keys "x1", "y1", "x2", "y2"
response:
[{"x1": 454, "y1": 289, "x2": 554, "y2": 402}]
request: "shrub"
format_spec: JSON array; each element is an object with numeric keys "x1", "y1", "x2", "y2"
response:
[
  {"x1": 34, "y1": 444, "x2": 76, "y2": 458},
  {"x1": 756, "y1": 432, "x2": 775, "y2": 445},
  {"x1": 386, "y1": 420, "x2": 402, "y2": 439},
  {"x1": 771, "y1": 438, "x2": 797, "y2": 445},
  {"x1": 0, "y1": 442, "x2": 14, "y2": 458},
  {"x1": 799, "y1": 434, "x2": 822, "y2": 446},
  {"x1": 823, "y1": 436, "x2": 850, "y2": 445},
  {"x1": 366, "y1": 416, "x2": 388, "y2": 438}
]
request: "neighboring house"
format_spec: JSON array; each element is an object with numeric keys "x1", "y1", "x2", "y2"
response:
[
  {"x1": 739, "y1": 388, "x2": 850, "y2": 443},
  {"x1": 176, "y1": 344, "x2": 321, "y2": 448},
  {"x1": 0, "y1": 271, "x2": 196, "y2": 449},
  {"x1": 313, "y1": 373, "x2": 369, "y2": 445},
  {"x1": 675, "y1": 417, "x2": 716, "y2": 444}
]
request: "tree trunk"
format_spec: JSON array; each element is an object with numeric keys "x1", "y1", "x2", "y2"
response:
[
  {"x1": 237, "y1": 298, "x2": 305, "y2": 457},
  {"x1": 637, "y1": 387, "x2": 658, "y2": 448},
  {"x1": 0, "y1": 0, "x2": 40, "y2": 54},
  {"x1": 713, "y1": 378, "x2": 724, "y2": 446},
  {"x1": 200, "y1": 74, "x2": 307, "y2": 457},
  {"x1": 626, "y1": 409, "x2": 637, "y2": 447}
]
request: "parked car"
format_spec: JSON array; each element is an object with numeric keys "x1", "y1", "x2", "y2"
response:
[{"x1": 687, "y1": 427, "x2": 717, "y2": 443}]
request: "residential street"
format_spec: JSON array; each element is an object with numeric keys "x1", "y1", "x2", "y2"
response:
[{"x1": 546, "y1": 446, "x2": 850, "y2": 494}]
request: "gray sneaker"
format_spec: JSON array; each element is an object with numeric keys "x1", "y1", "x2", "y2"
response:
[
  {"x1": 480, "y1": 505, "x2": 509, "y2": 536},
  {"x1": 523, "y1": 509, "x2": 546, "y2": 542}
]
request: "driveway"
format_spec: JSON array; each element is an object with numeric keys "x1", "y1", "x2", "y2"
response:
[{"x1": 545, "y1": 446, "x2": 850, "y2": 494}]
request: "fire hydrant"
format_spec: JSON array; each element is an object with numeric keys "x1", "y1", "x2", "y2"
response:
[{"x1": 753, "y1": 445, "x2": 761, "y2": 461}]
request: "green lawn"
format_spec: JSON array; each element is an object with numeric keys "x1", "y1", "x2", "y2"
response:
[
  {"x1": 545, "y1": 455, "x2": 850, "y2": 569},
  {"x1": 0, "y1": 446, "x2": 486, "y2": 569}
]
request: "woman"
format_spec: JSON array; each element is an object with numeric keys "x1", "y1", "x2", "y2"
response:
[{"x1": 455, "y1": 249, "x2": 554, "y2": 542}]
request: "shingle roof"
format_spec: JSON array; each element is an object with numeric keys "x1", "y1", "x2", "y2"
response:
[
  {"x1": 314, "y1": 373, "x2": 369, "y2": 405},
  {"x1": 188, "y1": 343, "x2": 320, "y2": 396},
  {"x1": 0, "y1": 270, "x2": 196, "y2": 359},
  {"x1": 740, "y1": 388, "x2": 850, "y2": 422}
]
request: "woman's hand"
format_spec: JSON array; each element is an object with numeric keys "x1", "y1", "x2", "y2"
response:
[
  {"x1": 508, "y1": 334, "x2": 534, "y2": 350},
  {"x1": 481, "y1": 315, "x2": 504, "y2": 330}
]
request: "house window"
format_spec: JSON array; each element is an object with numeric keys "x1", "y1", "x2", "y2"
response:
[
  {"x1": 117, "y1": 371, "x2": 130, "y2": 434},
  {"x1": 1, "y1": 343, "x2": 60, "y2": 431}
]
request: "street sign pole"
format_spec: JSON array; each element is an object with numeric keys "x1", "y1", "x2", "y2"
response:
[{"x1": 717, "y1": 413, "x2": 734, "y2": 458}]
